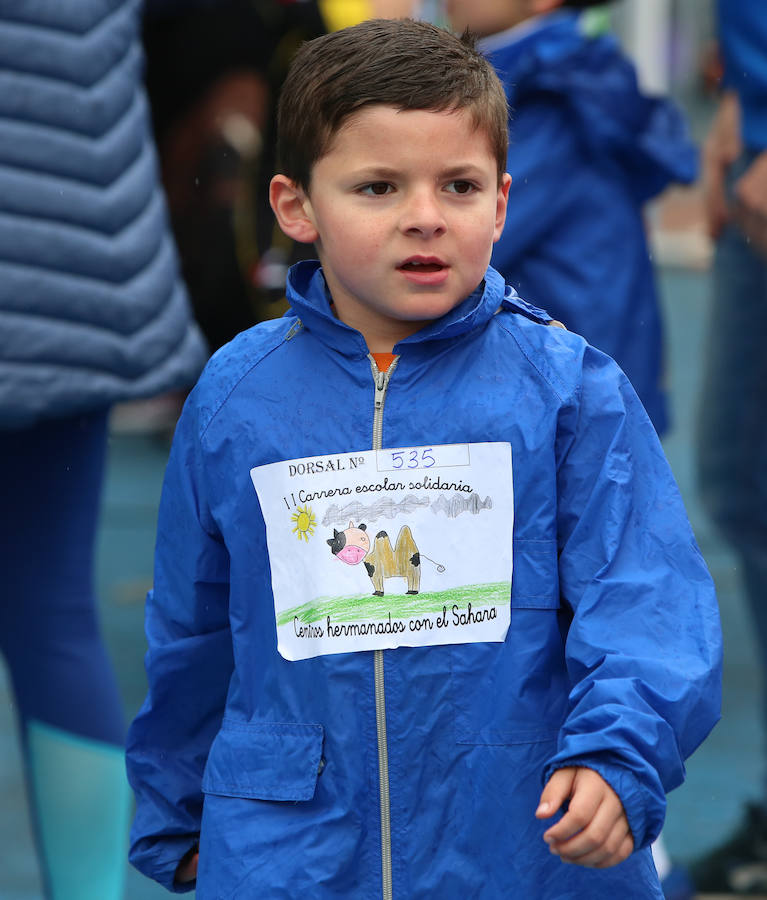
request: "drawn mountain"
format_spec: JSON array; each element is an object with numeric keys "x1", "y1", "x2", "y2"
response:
[
  {"x1": 322, "y1": 494, "x2": 430, "y2": 527},
  {"x1": 431, "y1": 492, "x2": 493, "y2": 518}
]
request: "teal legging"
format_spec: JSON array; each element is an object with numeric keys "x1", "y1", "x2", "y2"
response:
[{"x1": 1, "y1": 410, "x2": 131, "y2": 899}]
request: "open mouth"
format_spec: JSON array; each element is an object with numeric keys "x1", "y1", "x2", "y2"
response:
[{"x1": 399, "y1": 260, "x2": 446, "y2": 273}]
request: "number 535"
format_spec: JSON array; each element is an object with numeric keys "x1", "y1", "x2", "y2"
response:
[{"x1": 390, "y1": 448, "x2": 436, "y2": 470}]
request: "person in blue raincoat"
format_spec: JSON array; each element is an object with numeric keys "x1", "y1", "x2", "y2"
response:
[
  {"x1": 445, "y1": 0, "x2": 697, "y2": 436},
  {"x1": 126, "y1": 19, "x2": 721, "y2": 898}
]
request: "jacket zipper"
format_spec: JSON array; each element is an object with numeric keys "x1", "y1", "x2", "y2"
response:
[{"x1": 369, "y1": 353, "x2": 399, "y2": 900}]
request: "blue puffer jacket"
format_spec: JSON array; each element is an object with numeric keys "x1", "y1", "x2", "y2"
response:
[
  {"x1": 0, "y1": 0, "x2": 207, "y2": 429},
  {"x1": 484, "y1": 12, "x2": 698, "y2": 436},
  {"x1": 126, "y1": 261, "x2": 721, "y2": 898}
]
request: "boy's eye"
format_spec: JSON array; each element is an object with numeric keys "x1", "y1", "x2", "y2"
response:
[
  {"x1": 445, "y1": 180, "x2": 475, "y2": 195},
  {"x1": 360, "y1": 182, "x2": 393, "y2": 196}
]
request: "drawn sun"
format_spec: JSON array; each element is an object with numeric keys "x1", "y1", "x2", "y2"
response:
[{"x1": 291, "y1": 504, "x2": 317, "y2": 542}]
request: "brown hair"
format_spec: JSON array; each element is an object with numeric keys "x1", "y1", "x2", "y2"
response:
[{"x1": 276, "y1": 18, "x2": 509, "y2": 190}]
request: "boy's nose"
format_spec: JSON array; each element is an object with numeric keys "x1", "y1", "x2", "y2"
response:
[{"x1": 400, "y1": 191, "x2": 447, "y2": 237}]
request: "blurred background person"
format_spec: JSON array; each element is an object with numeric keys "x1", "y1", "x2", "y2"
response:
[
  {"x1": 0, "y1": 1, "x2": 206, "y2": 898},
  {"x1": 141, "y1": 0, "x2": 326, "y2": 354},
  {"x1": 445, "y1": 0, "x2": 698, "y2": 437},
  {"x1": 693, "y1": 0, "x2": 767, "y2": 893}
]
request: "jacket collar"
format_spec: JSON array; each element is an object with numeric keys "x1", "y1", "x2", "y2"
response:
[
  {"x1": 478, "y1": 10, "x2": 576, "y2": 56},
  {"x1": 284, "y1": 260, "x2": 513, "y2": 354},
  {"x1": 479, "y1": 11, "x2": 585, "y2": 103}
]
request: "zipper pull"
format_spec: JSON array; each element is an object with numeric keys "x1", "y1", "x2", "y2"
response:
[{"x1": 374, "y1": 371, "x2": 387, "y2": 409}]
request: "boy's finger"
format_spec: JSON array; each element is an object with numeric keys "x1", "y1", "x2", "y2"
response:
[
  {"x1": 535, "y1": 767, "x2": 576, "y2": 820},
  {"x1": 542, "y1": 792, "x2": 601, "y2": 846},
  {"x1": 593, "y1": 833, "x2": 635, "y2": 869},
  {"x1": 547, "y1": 798, "x2": 628, "y2": 863},
  {"x1": 562, "y1": 830, "x2": 634, "y2": 869},
  {"x1": 541, "y1": 768, "x2": 607, "y2": 843}
]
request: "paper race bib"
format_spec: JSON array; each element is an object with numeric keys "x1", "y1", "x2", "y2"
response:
[{"x1": 250, "y1": 442, "x2": 513, "y2": 661}]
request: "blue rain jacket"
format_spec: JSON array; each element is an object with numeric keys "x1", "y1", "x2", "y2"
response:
[
  {"x1": 485, "y1": 12, "x2": 698, "y2": 435},
  {"x1": 127, "y1": 262, "x2": 721, "y2": 897}
]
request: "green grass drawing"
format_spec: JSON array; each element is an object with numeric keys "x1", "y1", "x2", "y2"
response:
[{"x1": 276, "y1": 581, "x2": 510, "y2": 627}]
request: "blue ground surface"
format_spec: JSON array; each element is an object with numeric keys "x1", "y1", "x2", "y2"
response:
[{"x1": 0, "y1": 263, "x2": 762, "y2": 897}]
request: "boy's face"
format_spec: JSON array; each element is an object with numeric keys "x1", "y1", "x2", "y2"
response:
[{"x1": 283, "y1": 105, "x2": 510, "y2": 352}]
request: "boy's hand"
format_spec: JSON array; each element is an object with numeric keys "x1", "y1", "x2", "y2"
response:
[
  {"x1": 535, "y1": 767, "x2": 634, "y2": 868},
  {"x1": 174, "y1": 848, "x2": 199, "y2": 885}
]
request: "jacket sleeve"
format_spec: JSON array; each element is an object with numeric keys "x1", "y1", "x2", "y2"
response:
[
  {"x1": 547, "y1": 343, "x2": 722, "y2": 849},
  {"x1": 126, "y1": 394, "x2": 233, "y2": 892}
]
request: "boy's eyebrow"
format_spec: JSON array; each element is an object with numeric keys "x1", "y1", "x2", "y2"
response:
[
  {"x1": 348, "y1": 166, "x2": 401, "y2": 181},
  {"x1": 348, "y1": 164, "x2": 491, "y2": 181},
  {"x1": 438, "y1": 164, "x2": 491, "y2": 181}
]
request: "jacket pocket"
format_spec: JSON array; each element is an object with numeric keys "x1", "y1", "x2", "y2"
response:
[
  {"x1": 202, "y1": 719, "x2": 324, "y2": 801},
  {"x1": 452, "y1": 539, "x2": 568, "y2": 745},
  {"x1": 509, "y1": 538, "x2": 560, "y2": 609},
  {"x1": 197, "y1": 721, "x2": 327, "y2": 898}
]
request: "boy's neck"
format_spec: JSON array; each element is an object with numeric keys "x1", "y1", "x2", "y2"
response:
[{"x1": 328, "y1": 299, "x2": 420, "y2": 355}]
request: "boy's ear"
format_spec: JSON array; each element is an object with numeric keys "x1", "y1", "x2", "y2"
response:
[
  {"x1": 493, "y1": 174, "x2": 512, "y2": 243},
  {"x1": 269, "y1": 175, "x2": 319, "y2": 245}
]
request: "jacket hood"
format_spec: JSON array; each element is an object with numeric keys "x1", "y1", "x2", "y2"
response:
[
  {"x1": 284, "y1": 261, "x2": 551, "y2": 353},
  {"x1": 483, "y1": 13, "x2": 697, "y2": 200}
]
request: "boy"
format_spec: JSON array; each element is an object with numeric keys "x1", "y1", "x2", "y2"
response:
[
  {"x1": 126, "y1": 19, "x2": 721, "y2": 898},
  {"x1": 445, "y1": 0, "x2": 698, "y2": 436}
]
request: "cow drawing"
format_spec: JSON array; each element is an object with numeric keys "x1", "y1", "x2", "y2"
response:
[{"x1": 328, "y1": 521, "x2": 420, "y2": 596}]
